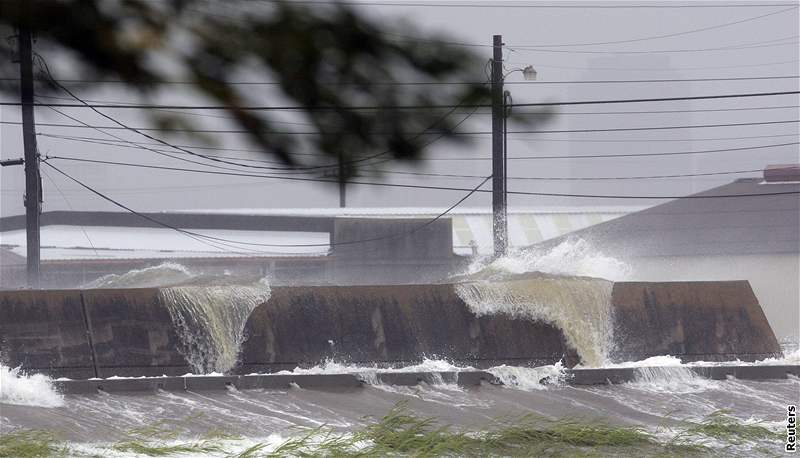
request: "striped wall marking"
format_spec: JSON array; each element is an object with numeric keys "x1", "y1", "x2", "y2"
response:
[
  {"x1": 451, "y1": 215, "x2": 474, "y2": 247},
  {"x1": 552, "y1": 214, "x2": 574, "y2": 237},
  {"x1": 519, "y1": 214, "x2": 545, "y2": 245}
]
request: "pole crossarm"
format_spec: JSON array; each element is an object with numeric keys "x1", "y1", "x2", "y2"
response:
[{"x1": 0, "y1": 158, "x2": 24, "y2": 167}]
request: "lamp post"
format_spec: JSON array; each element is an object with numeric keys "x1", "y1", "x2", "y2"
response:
[{"x1": 491, "y1": 34, "x2": 536, "y2": 258}]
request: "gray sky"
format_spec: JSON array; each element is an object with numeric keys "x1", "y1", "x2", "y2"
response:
[{"x1": 1, "y1": 1, "x2": 799, "y2": 216}]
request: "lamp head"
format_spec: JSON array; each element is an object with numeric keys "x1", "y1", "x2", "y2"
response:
[{"x1": 522, "y1": 65, "x2": 537, "y2": 81}]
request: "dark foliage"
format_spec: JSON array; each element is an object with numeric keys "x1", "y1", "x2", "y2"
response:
[{"x1": 0, "y1": 0, "x2": 492, "y2": 177}]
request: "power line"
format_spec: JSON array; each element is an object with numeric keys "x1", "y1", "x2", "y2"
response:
[
  {"x1": 6, "y1": 74, "x2": 798, "y2": 86},
  {"x1": 271, "y1": 1, "x2": 796, "y2": 8},
  {"x1": 8, "y1": 117, "x2": 798, "y2": 135},
  {"x1": 36, "y1": 133, "x2": 800, "y2": 170},
  {"x1": 35, "y1": 130, "x2": 800, "y2": 151},
  {"x1": 44, "y1": 156, "x2": 800, "y2": 200},
  {"x1": 39, "y1": 167, "x2": 100, "y2": 256},
  {"x1": 2, "y1": 89, "x2": 798, "y2": 110},
  {"x1": 365, "y1": 168, "x2": 764, "y2": 181},
  {"x1": 36, "y1": 66, "x2": 486, "y2": 172},
  {"x1": 526, "y1": 59, "x2": 800, "y2": 72},
  {"x1": 503, "y1": 133, "x2": 800, "y2": 143},
  {"x1": 508, "y1": 36, "x2": 799, "y2": 54},
  {"x1": 378, "y1": 5, "x2": 798, "y2": 47},
  {"x1": 37, "y1": 133, "x2": 306, "y2": 161},
  {"x1": 433, "y1": 141, "x2": 799, "y2": 161},
  {"x1": 32, "y1": 66, "x2": 319, "y2": 177},
  {"x1": 511, "y1": 91, "x2": 800, "y2": 108},
  {"x1": 36, "y1": 133, "x2": 799, "y2": 164},
  {"x1": 503, "y1": 119, "x2": 800, "y2": 134},
  {"x1": 509, "y1": 104, "x2": 800, "y2": 115},
  {"x1": 36, "y1": 66, "x2": 341, "y2": 174},
  {"x1": 43, "y1": 160, "x2": 492, "y2": 249},
  {"x1": 29, "y1": 98, "x2": 800, "y2": 117}
]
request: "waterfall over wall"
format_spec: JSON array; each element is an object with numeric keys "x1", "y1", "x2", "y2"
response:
[
  {"x1": 159, "y1": 283, "x2": 271, "y2": 374},
  {"x1": 455, "y1": 275, "x2": 615, "y2": 367},
  {"x1": 80, "y1": 262, "x2": 272, "y2": 375},
  {"x1": 0, "y1": 278, "x2": 781, "y2": 378}
]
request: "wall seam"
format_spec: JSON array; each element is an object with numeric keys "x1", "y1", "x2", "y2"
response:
[{"x1": 79, "y1": 291, "x2": 100, "y2": 379}]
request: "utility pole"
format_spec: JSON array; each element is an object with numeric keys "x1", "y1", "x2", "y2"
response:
[
  {"x1": 491, "y1": 35, "x2": 507, "y2": 258},
  {"x1": 18, "y1": 20, "x2": 42, "y2": 287},
  {"x1": 338, "y1": 152, "x2": 346, "y2": 208}
]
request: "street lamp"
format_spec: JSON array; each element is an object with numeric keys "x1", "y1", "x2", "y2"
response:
[{"x1": 493, "y1": 61, "x2": 537, "y2": 258}]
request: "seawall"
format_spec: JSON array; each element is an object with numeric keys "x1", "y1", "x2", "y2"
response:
[{"x1": 0, "y1": 279, "x2": 781, "y2": 378}]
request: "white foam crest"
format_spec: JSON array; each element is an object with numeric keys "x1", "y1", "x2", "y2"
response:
[
  {"x1": 599, "y1": 355, "x2": 685, "y2": 369},
  {"x1": 275, "y1": 358, "x2": 473, "y2": 377},
  {"x1": 0, "y1": 364, "x2": 64, "y2": 407},
  {"x1": 630, "y1": 366, "x2": 718, "y2": 394},
  {"x1": 82, "y1": 262, "x2": 194, "y2": 288},
  {"x1": 161, "y1": 282, "x2": 271, "y2": 374},
  {"x1": 466, "y1": 239, "x2": 631, "y2": 282},
  {"x1": 487, "y1": 362, "x2": 567, "y2": 391}
]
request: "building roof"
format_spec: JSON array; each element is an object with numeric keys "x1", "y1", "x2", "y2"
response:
[
  {"x1": 540, "y1": 178, "x2": 800, "y2": 257},
  {"x1": 0, "y1": 207, "x2": 635, "y2": 261}
]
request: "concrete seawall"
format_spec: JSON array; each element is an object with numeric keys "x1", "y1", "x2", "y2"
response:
[
  {"x1": 0, "y1": 279, "x2": 781, "y2": 378},
  {"x1": 50, "y1": 365, "x2": 800, "y2": 394}
]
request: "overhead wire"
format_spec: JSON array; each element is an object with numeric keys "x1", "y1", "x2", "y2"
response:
[
  {"x1": 44, "y1": 156, "x2": 800, "y2": 200},
  {"x1": 507, "y1": 35, "x2": 799, "y2": 54},
  {"x1": 268, "y1": 1, "x2": 796, "y2": 8},
  {"x1": 362, "y1": 168, "x2": 766, "y2": 181},
  {"x1": 43, "y1": 160, "x2": 492, "y2": 249},
  {"x1": 375, "y1": 4, "x2": 798, "y2": 48},
  {"x1": 4, "y1": 74, "x2": 798, "y2": 86},
  {"x1": 34, "y1": 60, "x2": 357, "y2": 175},
  {"x1": 3, "y1": 89, "x2": 799, "y2": 110},
  {"x1": 39, "y1": 166, "x2": 100, "y2": 256},
  {"x1": 9, "y1": 117, "x2": 799, "y2": 135}
]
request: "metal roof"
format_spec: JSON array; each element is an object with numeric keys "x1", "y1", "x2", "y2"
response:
[
  {"x1": 539, "y1": 178, "x2": 800, "y2": 257},
  {"x1": 0, "y1": 208, "x2": 633, "y2": 261}
]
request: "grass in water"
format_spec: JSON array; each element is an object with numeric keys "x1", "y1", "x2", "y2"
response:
[
  {"x1": 111, "y1": 419, "x2": 230, "y2": 457},
  {"x1": 0, "y1": 430, "x2": 66, "y2": 458},
  {"x1": 1, "y1": 406, "x2": 784, "y2": 457}
]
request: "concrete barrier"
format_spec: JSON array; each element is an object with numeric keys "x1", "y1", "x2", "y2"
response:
[
  {"x1": 48, "y1": 365, "x2": 800, "y2": 394},
  {"x1": 0, "y1": 290, "x2": 95, "y2": 379},
  {"x1": 239, "y1": 283, "x2": 574, "y2": 374},
  {"x1": 611, "y1": 281, "x2": 781, "y2": 362},
  {"x1": 0, "y1": 280, "x2": 783, "y2": 378}
]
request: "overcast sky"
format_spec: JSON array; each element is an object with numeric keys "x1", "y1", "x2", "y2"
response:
[{"x1": 1, "y1": 0, "x2": 798, "y2": 217}]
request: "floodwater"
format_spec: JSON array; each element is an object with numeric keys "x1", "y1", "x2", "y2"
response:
[{"x1": 2, "y1": 352, "x2": 799, "y2": 457}]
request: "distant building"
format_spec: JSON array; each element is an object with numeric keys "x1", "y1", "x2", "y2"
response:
[
  {"x1": 538, "y1": 165, "x2": 800, "y2": 341},
  {"x1": 0, "y1": 207, "x2": 634, "y2": 288}
]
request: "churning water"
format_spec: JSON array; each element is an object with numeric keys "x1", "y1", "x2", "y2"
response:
[
  {"x1": 2, "y1": 352, "x2": 798, "y2": 457},
  {"x1": 456, "y1": 276, "x2": 615, "y2": 367},
  {"x1": 160, "y1": 282, "x2": 270, "y2": 374},
  {"x1": 82, "y1": 262, "x2": 194, "y2": 289},
  {"x1": 81, "y1": 262, "x2": 271, "y2": 374},
  {"x1": 455, "y1": 240, "x2": 625, "y2": 366},
  {"x1": 3, "y1": 243, "x2": 796, "y2": 456}
]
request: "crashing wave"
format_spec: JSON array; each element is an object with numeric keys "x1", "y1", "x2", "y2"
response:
[
  {"x1": 161, "y1": 280, "x2": 271, "y2": 374},
  {"x1": 0, "y1": 364, "x2": 64, "y2": 407},
  {"x1": 454, "y1": 240, "x2": 628, "y2": 367},
  {"x1": 82, "y1": 262, "x2": 194, "y2": 289}
]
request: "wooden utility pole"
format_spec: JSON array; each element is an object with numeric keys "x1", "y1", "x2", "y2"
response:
[
  {"x1": 491, "y1": 35, "x2": 507, "y2": 257},
  {"x1": 338, "y1": 152, "x2": 346, "y2": 208},
  {"x1": 19, "y1": 21, "x2": 42, "y2": 287}
]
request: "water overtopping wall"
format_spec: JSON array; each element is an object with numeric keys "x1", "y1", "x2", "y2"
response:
[{"x1": 0, "y1": 280, "x2": 781, "y2": 378}]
